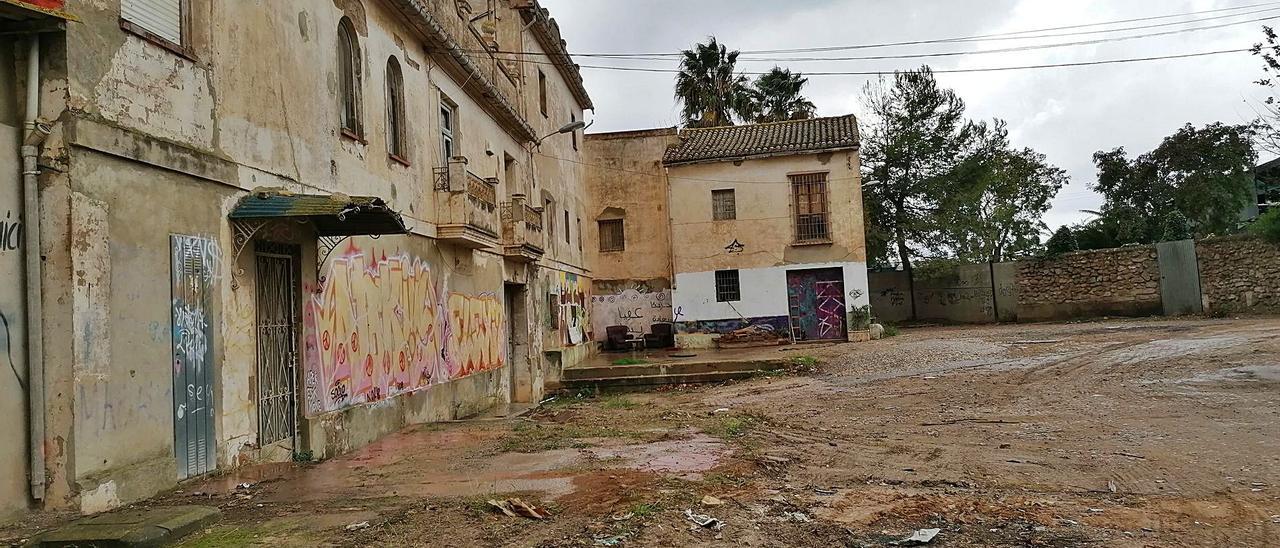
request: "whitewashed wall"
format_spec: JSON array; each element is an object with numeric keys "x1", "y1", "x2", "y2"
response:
[{"x1": 672, "y1": 261, "x2": 870, "y2": 323}]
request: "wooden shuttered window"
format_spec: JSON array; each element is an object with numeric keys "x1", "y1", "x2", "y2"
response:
[
  {"x1": 712, "y1": 189, "x2": 736, "y2": 221},
  {"x1": 598, "y1": 219, "x2": 624, "y2": 252}
]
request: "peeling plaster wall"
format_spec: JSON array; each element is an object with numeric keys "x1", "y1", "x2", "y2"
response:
[
  {"x1": 66, "y1": 148, "x2": 235, "y2": 512},
  {"x1": 39, "y1": 0, "x2": 593, "y2": 517},
  {"x1": 0, "y1": 122, "x2": 29, "y2": 522}
]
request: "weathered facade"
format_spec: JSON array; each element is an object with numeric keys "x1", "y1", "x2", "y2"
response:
[
  {"x1": 2, "y1": 0, "x2": 592, "y2": 521},
  {"x1": 585, "y1": 116, "x2": 871, "y2": 349}
]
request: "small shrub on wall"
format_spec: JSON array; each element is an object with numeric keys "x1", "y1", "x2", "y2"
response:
[{"x1": 1248, "y1": 209, "x2": 1280, "y2": 244}]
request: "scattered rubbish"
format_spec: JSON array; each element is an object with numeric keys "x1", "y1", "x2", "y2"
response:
[
  {"x1": 1013, "y1": 339, "x2": 1063, "y2": 345},
  {"x1": 783, "y1": 511, "x2": 811, "y2": 523},
  {"x1": 594, "y1": 534, "x2": 627, "y2": 546},
  {"x1": 814, "y1": 487, "x2": 837, "y2": 496},
  {"x1": 701, "y1": 495, "x2": 726, "y2": 506},
  {"x1": 998, "y1": 443, "x2": 1011, "y2": 449},
  {"x1": 712, "y1": 408, "x2": 731, "y2": 414},
  {"x1": 611, "y1": 512, "x2": 634, "y2": 521},
  {"x1": 1087, "y1": 508, "x2": 1105, "y2": 514},
  {"x1": 893, "y1": 528, "x2": 941, "y2": 545},
  {"x1": 539, "y1": 396, "x2": 557, "y2": 405},
  {"x1": 236, "y1": 482, "x2": 254, "y2": 489},
  {"x1": 1061, "y1": 519, "x2": 1080, "y2": 526},
  {"x1": 1114, "y1": 452, "x2": 1146, "y2": 460},
  {"x1": 345, "y1": 521, "x2": 370, "y2": 531},
  {"x1": 1271, "y1": 514, "x2": 1280, "y2": 524},
  {"x1": 1108, "y1": 480, "x2": 1118, "y2": 493},
  {"x1": 488, "y1": 498, "x2": 551, "y2": 520},
  {"x1": 189, "y1": 491, "x2": 206, "y2": 497},
  {"x1": 922, "y1": 376, "x2": 939, "y2": 380},
  {"x1": 684, "y1": 509, "x2": 725, "y2": 531},
  {"x1": 1154, "y1": 479, "x2": 1166, "y2": 484}
]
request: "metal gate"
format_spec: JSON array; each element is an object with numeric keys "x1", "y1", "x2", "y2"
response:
[
  {"x1": 786, "y1": 268, "x2": 847, "y2": 341},
  {"x1": 1157, "y1": 239, "x2": 1203, "y2": 316},
  {"x1": 255, "y1": 242, "x2": 300, "y2": 448},
  {"x1": 171, "y1": 234, "x2": 218, "y2": 479}
]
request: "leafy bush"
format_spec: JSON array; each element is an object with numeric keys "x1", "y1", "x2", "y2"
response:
[
  {"x1": 1249, "y1": 208, "x2": 1280, "y2": 243},
  {"x1": 882, "y1": 324, "x2": 900, "y2": 337}
]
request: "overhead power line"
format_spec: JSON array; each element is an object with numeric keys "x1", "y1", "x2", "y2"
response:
[
  {"x1": 448, "y1": 2, "x2": 1280, "y2": 59},
  {"x1": 543, "y1": 15, "x2": 1278, "y2": 66},
  {"x1": 572, "y1": 48, "x2": 1252, "y2": 76}
]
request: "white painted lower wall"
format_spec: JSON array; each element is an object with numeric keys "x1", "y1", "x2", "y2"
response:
[{"x1": 673, "y1": 261, "x2": 870, "y2": 323}]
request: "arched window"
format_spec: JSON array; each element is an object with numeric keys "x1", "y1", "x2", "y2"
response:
[
  {"x1": 337, "y1": 17, "x2": 363, "y2": 137},
  {"x1": 385, "y1": 56, "x2": 407, "y2": 161}
]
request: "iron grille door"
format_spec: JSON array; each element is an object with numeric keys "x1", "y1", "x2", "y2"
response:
[
  {"x1": 255, "y1": 243, "x2": 300, "y2": 448},
  {"x1": 171, "y1": 234, "x2": 217, "y2": 479}
]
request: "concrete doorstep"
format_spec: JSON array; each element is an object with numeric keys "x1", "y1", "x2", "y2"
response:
[{"x1": 29, "y1": 505, "x2": 220, "y2": 547}]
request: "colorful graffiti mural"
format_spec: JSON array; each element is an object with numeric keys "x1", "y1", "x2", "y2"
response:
[
  {"x1": 303, "y1": 243, "x2": 505, "y2": 415},
  {"x1": 551, "y1": 271, "x2": 588, "y2": 346}
]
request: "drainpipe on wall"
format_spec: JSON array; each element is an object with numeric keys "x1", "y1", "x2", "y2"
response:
[{"x1": 22, "y1": 35, "x2": 49, "y2": 503}]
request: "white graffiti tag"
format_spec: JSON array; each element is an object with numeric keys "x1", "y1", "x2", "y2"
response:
[{"x1": 173, "y1": 301, "x2": 209, "y2": 373}]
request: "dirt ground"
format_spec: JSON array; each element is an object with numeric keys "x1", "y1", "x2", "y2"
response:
[{"x1": 8, "y1": 317, "x2": 1280, "y2": 547}]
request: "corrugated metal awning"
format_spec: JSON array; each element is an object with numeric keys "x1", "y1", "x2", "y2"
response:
[{"x1": 229, "y1": 190, "x2": 407, "y2": 237}]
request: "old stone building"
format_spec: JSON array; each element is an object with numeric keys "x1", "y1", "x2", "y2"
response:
[
  {"x1": 2, "y1": 0, "x2": 592, "y2": 521},
  {"x1": 586, "y1": 116, "x2": 871, "y2": 349}
]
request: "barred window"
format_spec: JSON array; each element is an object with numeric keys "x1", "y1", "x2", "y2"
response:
[
  {"x1": 598, "y1": 219, "x2": 624, "y2": 252},
  {"x1": 714, "y1": 270, "x2": 741, "y2": 302},
  {"x1": 791, "y1": 172, "x2": 831, "y2": 243},
  {"x1": 712, "y1": 189, "x2": 736, "y2": 221}
]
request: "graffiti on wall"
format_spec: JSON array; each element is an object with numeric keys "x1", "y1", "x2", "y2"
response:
[
  {"x1": 550, "y1": 271, "x2": 588, "y2": 346},
  {"x1": 0, "y1": 210, "x2": 20, "y2": 252},
  {"x1": 590, "y1": 288, "x2": 673, "y2": 340},
  {"x1": 302, "y1": 242, "x2": 505, "y2": 415}
]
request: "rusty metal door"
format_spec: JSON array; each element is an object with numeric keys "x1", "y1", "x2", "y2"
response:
[
  {"x1": 255, "y1": 242, "x2": 300, "y2": 450},
  {"x1": 171, "y1": 234, "x2": 217, "y2": 479},
  {"x1": 1157, "y1": 239, "x2": 1203, "y2": 316}
]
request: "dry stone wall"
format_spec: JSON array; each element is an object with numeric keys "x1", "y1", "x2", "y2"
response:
[
  {"x1": 1016, "y1": 246, "x2": 1161, "y2": 321},
  {"x1": 1197, "y1": 235, "x2": 1280, "y2": 314}
]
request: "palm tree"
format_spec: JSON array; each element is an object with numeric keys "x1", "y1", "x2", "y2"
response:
[
  {"x1": 675, "y1": 37, "x2": 753, "y2": 128},
  {"x1": 749, "y1": 67, "x2": 816, "y2": 123}
]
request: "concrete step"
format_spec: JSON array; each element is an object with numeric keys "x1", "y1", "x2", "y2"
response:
[
  {"x1": 561, "y1": 370, "x2": 766, "y2": 389},
  {"x1": 563, "y1": 358, "x2": 788, "y2": 381},
  {"x1": 33, "y1": 505, "x2": 220, "y2": 547}
]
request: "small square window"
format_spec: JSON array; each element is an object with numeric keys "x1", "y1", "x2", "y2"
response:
[
  {"x1": 712, "y1": 189, "x2": 736, "y2": 221},
  {"x1": 598, "y1": 219, "x2": 624, "y2": 252},
  {"x1": 715, "y1": 270, "x2": 741, "y2": 302}
]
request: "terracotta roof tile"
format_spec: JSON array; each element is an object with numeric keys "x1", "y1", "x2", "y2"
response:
[{"x1": 662, "y1": 115, "x2": 860, "y2": 166}]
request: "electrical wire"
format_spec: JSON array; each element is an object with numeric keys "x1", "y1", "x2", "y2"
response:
[
  {"x1": 457, "y1": 2, "x2": 1279, "y2": 59},
  {"x1": 569, "y1": 48, "x2": 1252, "y2": 76}
]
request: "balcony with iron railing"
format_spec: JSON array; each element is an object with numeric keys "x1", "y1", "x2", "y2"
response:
[
  {"x1": 500, "y1": 194, "x2": 545, "y2": 262},
  {"x1": 433, "y1": 156, "x2": 500, "y2": 249}
]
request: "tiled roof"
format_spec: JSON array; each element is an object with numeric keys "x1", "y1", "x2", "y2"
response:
[{"x1": 662, "y1": 115, "x2": 860, "y2": 166}]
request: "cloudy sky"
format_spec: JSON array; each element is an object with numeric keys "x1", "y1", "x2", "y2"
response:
[{"x1": 541, "y1": 0, "x2": 1273, "y2": 230}]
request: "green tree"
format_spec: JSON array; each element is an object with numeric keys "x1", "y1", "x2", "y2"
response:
[
  {"x1": 860, "y1": 66, "x2": 975, "y2": 270},
  {"x1": 675, "y1": 37, "x2": 753, "y2": 128},
  {"x1": 937, "y1": 120, "x2": 1067, "y2": 262},
  {"x1": 747, "y1": 67, "x2": 816, "y2": 123},
  {"x1": 1091, "y1": 122, "x2": 1256, "y2": 242}
]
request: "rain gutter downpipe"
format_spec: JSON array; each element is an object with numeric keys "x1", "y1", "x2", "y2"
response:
[{"x1": 23, "y1": 35, "x2": 48, "y2": 502}]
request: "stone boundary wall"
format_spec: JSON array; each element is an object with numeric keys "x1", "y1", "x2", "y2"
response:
[
  {"x1": 1197, "y1": 235, "x2": 1280, "y2": 314},
  {"x1": 1016, "y1": 245, "x2": 1161, "y2": 321}
]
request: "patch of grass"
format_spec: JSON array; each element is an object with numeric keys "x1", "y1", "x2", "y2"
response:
[
  {"x1": 176, "y1": 525, "x2": 265, "y2": 547},
  {"x1": 497, "y1": 421, "x2": 643, "y2": 453},
  {"x1": 707, "y1": 414, "x2": 758, "y2": 439},
  {"x1": 788, "y1": 355, "x2": 819, "y2": 368},
  {"x1": 629, "y1": 501, "x2": 661, "y2": 517},
  {"x1": 601, "y1": 395, "x2": 638, "y2": 410},
  {"x1": 612, "y1": 357, "x2": 649, "y2": 366},
  {"x1": 701, "y1": 471, "x2": 749, "y2": 487}
]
